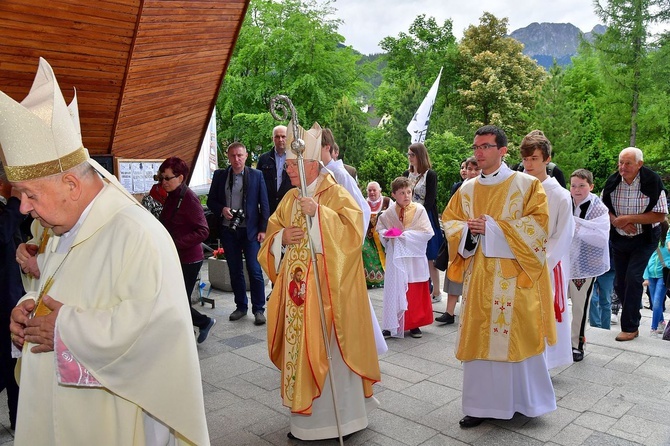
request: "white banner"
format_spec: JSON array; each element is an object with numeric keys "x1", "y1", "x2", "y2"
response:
[
  {"x1": 407, "y1": 67, "x2": 443, "y2": 143},
  {"x1": 191, "y1": 108, "x2": 218, "y2": 194}
]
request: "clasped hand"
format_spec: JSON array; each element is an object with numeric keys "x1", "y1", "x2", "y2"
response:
[
  {"x1": 16, "y1": 243, "x2": 40, "y2": 278},
  {"x1": 610, "y1": 215, "x2": 637, "y2": 234},
  {"x1": 10, "y1": 295, "x2": 64, "y2": 353},
  {"x1": 298, "y1": 197, "x2": 318, "y2": 217},
  {"x1": 282, "y1": 226, "x2": 305, "y2": 245},
  {"x1": 467, "y1": 215, "x2": 487, "y2": 235}
]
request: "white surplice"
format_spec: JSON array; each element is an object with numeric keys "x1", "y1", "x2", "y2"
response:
[{"x1": 541, "y1": 176, "x2": 575, "y2": 369}]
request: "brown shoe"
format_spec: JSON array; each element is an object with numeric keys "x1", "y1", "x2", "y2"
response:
[{"x1": 615, "y1": 330, "x2": 639, "y2": 341}]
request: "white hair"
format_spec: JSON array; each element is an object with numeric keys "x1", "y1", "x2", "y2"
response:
[
  {"x1": 273, "y1": 125, "x2": 287, "y2": 137},
  {"x1": 620, "y1": 147, "x2": 643, "y2": 162},
  {"x1": 367, "y1": 181, "x2": 381, "y2": 191}
]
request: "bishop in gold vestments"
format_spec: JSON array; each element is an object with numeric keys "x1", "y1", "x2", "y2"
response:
[{"x1": 259, "y1": 120, "x2": 380, "y2": 441}]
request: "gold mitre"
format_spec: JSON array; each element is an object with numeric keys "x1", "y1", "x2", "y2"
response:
[
  {"x1": 285, "y1": 120, "x2": 322, "y2": 161},
  {"x1": 0, "y1": 57, "x2": 89, "y2": 182}
]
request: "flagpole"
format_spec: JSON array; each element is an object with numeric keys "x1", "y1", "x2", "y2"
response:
[{"x1": 269, "y1": 95, "x2": 345, "y2": 446}]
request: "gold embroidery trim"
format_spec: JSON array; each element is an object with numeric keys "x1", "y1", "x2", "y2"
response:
[{"x1": 5, "y1": 147, "x2": 89, "y2": 182}]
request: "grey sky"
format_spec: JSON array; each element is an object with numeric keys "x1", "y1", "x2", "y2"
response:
[{"x1": 330, "y1": 0, "x2": 602, "y2": 55}]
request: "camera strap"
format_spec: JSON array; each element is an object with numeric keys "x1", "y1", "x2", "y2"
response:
[{"x1": 226, "y1": 166, "x2": 248, "y2": 215}]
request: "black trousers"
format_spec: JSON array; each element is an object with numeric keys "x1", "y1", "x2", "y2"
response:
[
  {"x1": 611, "y1": 228, "x2": 660, "y2": 333},
  {"x1": 182, "y1": 261, "x2": 210, "y2": 329},
  {"x1": 0, "y1": 310, "x2": 18, "y2": 428}
]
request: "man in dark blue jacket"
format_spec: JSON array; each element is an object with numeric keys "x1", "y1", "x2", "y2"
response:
[
  {"x1": 0, "y1": 163, "x2": 25, "y2": 430},
  {"x1": 207, "y1": 143, "x2": 270, "y2": 325},
  {"x1": 257, "y1": 125, "x2": 293, "y2": 215}
]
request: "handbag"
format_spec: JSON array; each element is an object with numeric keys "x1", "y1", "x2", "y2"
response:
[
  {"x1": 655, "y1": 248, "x2": 670, "y2": 291},
  {"x1": 434, "y1": 238, "x2": 448, "y2": 272}
]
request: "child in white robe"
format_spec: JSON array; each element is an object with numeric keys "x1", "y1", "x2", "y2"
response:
[{"x1": 377, "y1": 177, "x2": 434, "y2": 339}]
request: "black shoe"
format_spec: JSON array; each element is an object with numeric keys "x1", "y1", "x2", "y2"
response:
[
  {"x1": 288, "y1": 431, "x2": 353, "y2": 442},
  {"x1": 382, "y1": 329, "x2": 391, "y2": 338},
  {"x1": 572, "y1": 348, "x2": 584, "y2": 362},
  {"x1": 459, "y1": 415, "x2": 486, "y2": 428},
  {"x1": 229, "y1": 309, "x2": 247, "y2": 321},
  {"x1": 197, "y1": 318, "x2": 216, "y2": 344},
  {"x1": 254, "y1": 312, "x2": 266, "y2": 326},
  {"x1": 435, "y1": 312, "x2": 455, "y2": 325},
  {"x1": 409, "y1": 328, "x2": 422, "y2": 338}
]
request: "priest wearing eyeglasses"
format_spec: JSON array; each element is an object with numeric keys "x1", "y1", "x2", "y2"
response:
[{"x1": 442, "y1": 125, "x2": 557, "y2": 429}]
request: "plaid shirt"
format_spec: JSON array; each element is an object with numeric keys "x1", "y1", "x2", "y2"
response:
[{"x1": 610, "y1": 173, "x2": 668, "y2": 236}]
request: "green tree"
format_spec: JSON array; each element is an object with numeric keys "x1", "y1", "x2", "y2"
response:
[
  {"x1": 423, "y1": 131, "x2": 471, "y2": 210},
  {"x1": 457, "y1": 13, "x2": 547, "y2": 142},
  {"x1": 635, "y1": 33, "x2": 670, "y2": 175},
  {"x1": 325, "y1": 96, "x2": 369, "y2": 168},
  {"x1": 593, "y1": 0, "x2": 670, "y2": 146},
  {"x1": 373, "y1": 15, "x2": 460, "y2": 151},
  {"x1": 528, "y1": 44, "x2": 610, "y2": 182},
  {"x1": 216, "y1": 0, "x2": 366, "y2": 162},
  {"x1": 357, "y1": 147, "x2": 408, "y2": 194},
  {"x1": 528, "y1": 63, "x2": 579, "y2": 165}
]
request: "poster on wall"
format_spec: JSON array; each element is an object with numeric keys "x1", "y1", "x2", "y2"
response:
[{"x1": 115, "y1": 158, "x2": 164, "y2": 195}]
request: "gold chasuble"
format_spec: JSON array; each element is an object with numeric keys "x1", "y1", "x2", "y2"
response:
[
  {"x1": 443, "y1": 172, "x2": 556, "y2": 363},
  {"x1": 259, "y1": 174, "x2": 380, "y2": 415}
]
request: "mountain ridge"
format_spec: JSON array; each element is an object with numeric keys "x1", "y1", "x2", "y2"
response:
[{"x1": 510, "y1": 22, "x2": 606, "y2": 69}]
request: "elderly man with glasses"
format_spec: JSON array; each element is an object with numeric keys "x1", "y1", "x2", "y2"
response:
[{"x1": 259, "y1": 121, "x2": 380, "y2": 442}]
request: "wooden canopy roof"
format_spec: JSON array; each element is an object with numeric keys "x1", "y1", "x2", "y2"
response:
[{"x1": 0, "y1": 0, "x2": 249, "y2": 173}]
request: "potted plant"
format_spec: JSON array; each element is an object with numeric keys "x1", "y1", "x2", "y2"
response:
[{"x1": 206, "y1": 247, "x2": 253, "y2": 291}]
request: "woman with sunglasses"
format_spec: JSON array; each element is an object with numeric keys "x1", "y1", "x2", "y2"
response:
[{"x1": 158, "y1": 157, "x2": 216, "y2": 343}]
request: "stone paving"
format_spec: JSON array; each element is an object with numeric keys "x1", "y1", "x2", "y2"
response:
[{"x1": 1, "y1": 267, "x2": 669, "y2": 446}]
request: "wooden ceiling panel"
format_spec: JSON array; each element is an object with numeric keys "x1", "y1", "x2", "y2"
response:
[{"x1": 0, "y1": 0, "x2": 249, "y2": 178}]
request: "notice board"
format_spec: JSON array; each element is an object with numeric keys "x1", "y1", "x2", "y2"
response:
[{"x1": 115, "y1": 158, "x2": 164, "y2": 195}]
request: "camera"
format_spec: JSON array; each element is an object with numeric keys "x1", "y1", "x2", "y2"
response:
[{"x1": 229, "y1": 209, "x2": 245, "y2": 231}]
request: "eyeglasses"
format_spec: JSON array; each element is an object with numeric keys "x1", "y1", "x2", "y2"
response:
[
  {"x1": 160, "y1": 175, "x2": 178, "y2": 182},
  {"x1": 471, "y1": 143, "x2": 498, "y2": 151},
  {"x1": 283, "y1": 160, "x2": 317, "y2": 171},
  {"x1": 407, "y1": 152, "x2": 416, "y2": 158}
]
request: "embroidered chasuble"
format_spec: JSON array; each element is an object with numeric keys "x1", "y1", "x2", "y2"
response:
[
  {"x1": 13, "y1": 185, "x2": 209, "y2": 446},
  {"x1": 259, "y1": 174, "x2": 380, "y2": 415},
  {"x1": 443, "y1": 172, "x2": 556, "y2": 362}
]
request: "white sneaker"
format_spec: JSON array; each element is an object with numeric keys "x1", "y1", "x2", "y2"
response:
[
  {"x1": 611, "y1": 314, "x2": 618, "y2": 325},
  {"x1": 431, "y1": 295, "x2": 442, "y2": 303}
]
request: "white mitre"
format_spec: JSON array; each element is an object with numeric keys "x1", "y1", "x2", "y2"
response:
[
  {"x1": 0, "y1": 58, "x2": 138, "y2": 201},
  {"x1": 0, "y1": 57, "x2": 88, "y2": 181},
  {"x1": 285, "y1": 119, "x2": 322, "y2": 162}
]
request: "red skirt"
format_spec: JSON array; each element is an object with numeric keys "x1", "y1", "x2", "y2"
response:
[{"x1": 404, "y1": 281, "x2": 433, "y2": 330}]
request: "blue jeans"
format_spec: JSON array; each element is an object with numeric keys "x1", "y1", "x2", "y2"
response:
[
  {"x1": 648, "y1": 277, "x2": 667, "y2": 330},
  {"x1": 611, "y1": 228, "x2": 660, "y2": 333},
  {"x1": 220, "y1": 227, "x2": 265, "y2": 314},
  {"x1": 590, "y1": 270, "x2": 614, "y2": 329}
]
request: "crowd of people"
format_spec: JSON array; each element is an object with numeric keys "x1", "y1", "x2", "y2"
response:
[{"x1": 1, "y1": 57, "x2": 669, "y2": 444}]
